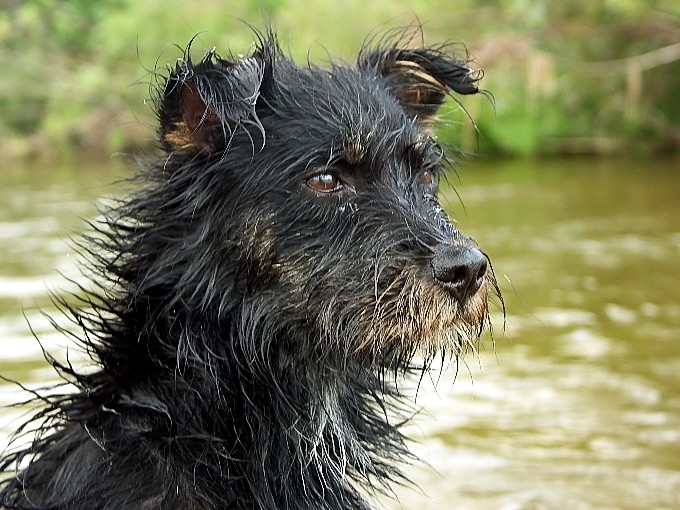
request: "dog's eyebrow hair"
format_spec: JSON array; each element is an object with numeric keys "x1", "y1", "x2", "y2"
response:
[
  {"x1": 341, "y1": 131, "x2": 369, "y2": 167},
  {"x1": 407, "y1": 135, "x2": 440, "y2": 163},
  {"x1": 339, "y1": 122, "x2": 421, "y2": 171}
]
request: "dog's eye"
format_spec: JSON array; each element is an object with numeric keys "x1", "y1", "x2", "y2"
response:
[
  {"x1": 306, "y1": 172, "x2": 343, "y2": 193},
  {"x1": 417, "y1": 170, "x2": 435, "y2": 186}
]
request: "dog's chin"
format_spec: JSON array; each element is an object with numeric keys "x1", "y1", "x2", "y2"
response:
[
  {"x1": 350, "y1": 276, "x2": 489, "y2": 369},
  {"x1": 416, "y1": 283, "x2": 489, "y2": 362},
  {"x1": 453, "y1": 282, "x2": 490, "y2": 333}
]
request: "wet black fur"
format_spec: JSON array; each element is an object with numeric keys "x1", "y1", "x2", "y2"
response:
[{"x1": 0, "y1": 28, "x2": 497, "y2": 509}]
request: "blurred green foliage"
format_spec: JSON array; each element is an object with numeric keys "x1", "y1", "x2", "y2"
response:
[{"x1": 1, "y1": 0, "x2": 679, "y2": 160}]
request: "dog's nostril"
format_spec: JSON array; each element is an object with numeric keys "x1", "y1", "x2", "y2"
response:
[
  {"x1": 475, "y1": 260, "x2": 488, "y2": 280},
  {"x1": 431, "y1": 245, "x2": 487, "y2": 303},
  {"x1": 436, "y1": 266, "x2": 469, "y2": 285}
]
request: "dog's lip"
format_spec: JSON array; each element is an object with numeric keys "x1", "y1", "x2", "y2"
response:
[
  {"x1": 430, "y1": 278, "x2": 488, "y2": 326},
  {"x1": 459, "y1": 285, "x2": 490, "y2": 326}
]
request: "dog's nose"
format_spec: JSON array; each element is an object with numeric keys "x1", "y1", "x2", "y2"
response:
[{"x1": 431, "y1": 245, "x2": 487, "y2": 303}]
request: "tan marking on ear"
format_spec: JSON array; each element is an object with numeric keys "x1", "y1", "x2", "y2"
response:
[
  {"x1": 388, "y1": 60, "x2": 448, "y2": 130},
  {"x1": 164, "y1": 122, "x2": 197, "y2": 150},
  {"x1": 391, "y1": 60, "x2": 447, "y2": 91},
  {"x1": 164, "y1": 82, "x2": 223, "y2": 152}
]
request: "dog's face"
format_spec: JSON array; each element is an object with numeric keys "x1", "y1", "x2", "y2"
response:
[{"x1": 156, "y1": 32, "x2": 494, "y2": 369}]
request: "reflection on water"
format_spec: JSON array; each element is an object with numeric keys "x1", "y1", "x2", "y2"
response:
[{"x1": 1, "y1": 157, "x2": 679, "y2": 509}]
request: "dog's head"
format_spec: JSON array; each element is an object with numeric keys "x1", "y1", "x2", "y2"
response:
[{"x1": 150, "y1": 29, "x2": 497, "y2": 370}]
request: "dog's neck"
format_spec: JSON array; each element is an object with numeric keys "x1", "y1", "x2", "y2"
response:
[{"x1": 92, "y1": 320, "x2": 411, "y2": 509}]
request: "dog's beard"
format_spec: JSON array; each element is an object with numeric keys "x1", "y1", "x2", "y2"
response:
[
  {"x1": 242, "y1": 242, "x2": 491, "y2": 373},
  {"x1": 273, "y1": 260, "x2": 490, "y2": 370},
  {"x1": 349, "y1": 265, "x2": 489, "y2": 369}
]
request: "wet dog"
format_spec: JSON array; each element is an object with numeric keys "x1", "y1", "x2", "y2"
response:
[{"x1": 0, "y1": 28, "x2": 498, "y2": 509}]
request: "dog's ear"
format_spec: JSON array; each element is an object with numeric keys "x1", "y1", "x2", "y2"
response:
[
  {"x1": 158, "y1": 51, "x2": 265, "y2": 155},
  {"x1": 358, "y1": 46, "x2": 480, "y2": 125}
]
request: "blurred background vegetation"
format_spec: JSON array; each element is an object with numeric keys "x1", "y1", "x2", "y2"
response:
[{"x1": 1, "y1": 0, "x2": 679, "y2": 161}]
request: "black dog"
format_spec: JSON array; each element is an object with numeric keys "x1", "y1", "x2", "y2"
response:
[{"x1": 0, "y1": 28, "x2": 498, "y2": 509}]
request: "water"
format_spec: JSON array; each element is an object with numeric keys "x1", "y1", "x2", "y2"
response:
[{"x1": 1, "y1": 156, "x2": 679, "y2": 509}]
